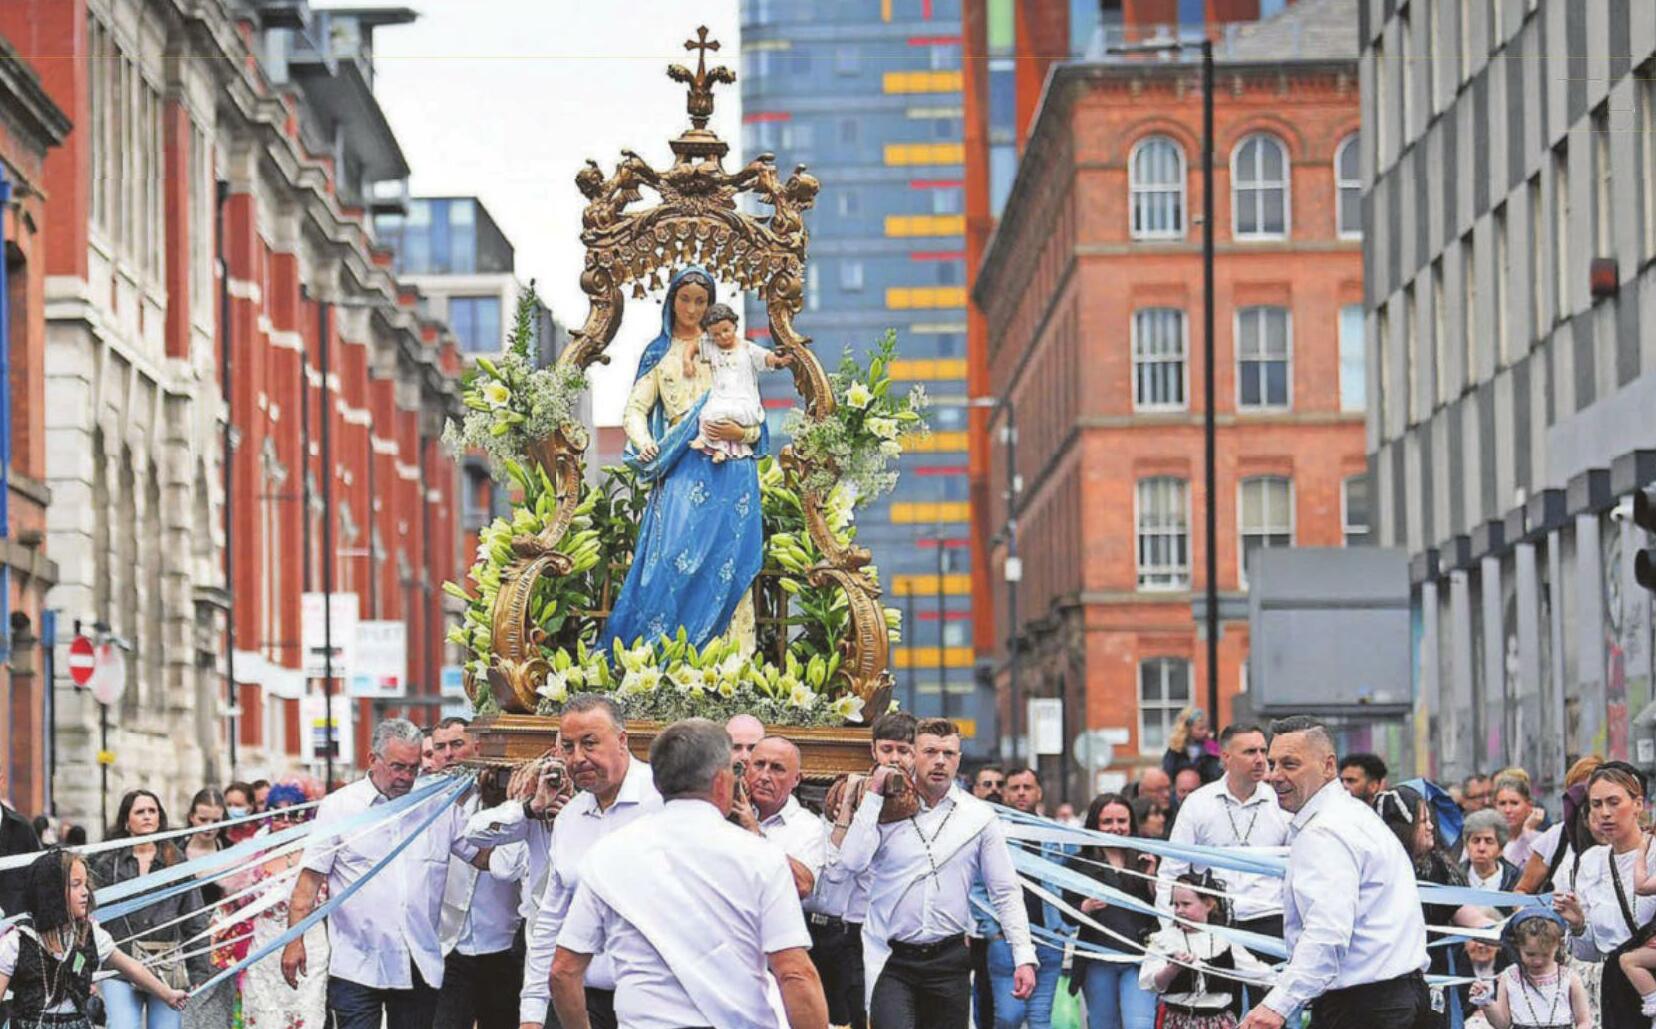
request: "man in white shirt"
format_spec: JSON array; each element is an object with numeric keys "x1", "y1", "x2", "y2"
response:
[
  {"x1": 736, "y1": 736, "x2": 825, "y2": 897},
  {"x1": 838, "y1": 718, "x2": 1036, "y2": 1028},
  {"x1": 282, "y1": 718, "x2": 478, "y2": 1029},
  {"x1": 1159, "y1": 723, "x2": 1291, "y2": 945},
  {"x1": 520, "y1": 694, "x2": 662, "y2": 1029},
  {"x1": 551, "y1": 717, "x2": 829, "y2": 1029},
  {"x1": 811, "y1": 711, "x2": 916, "y2": 1029},
  {"x1": 989, "y1": 767, "x2": 1069, "y2": 1029},
  {"x1": 1239, "y1": 715, "x2": 1432, "y2": 1029},
  {"x1": 434, "y1": 717, "x2": 526, "y2": 1029}
]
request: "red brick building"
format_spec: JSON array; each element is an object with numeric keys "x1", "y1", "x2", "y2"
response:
[
  {"x1": 0, "y1": 0, "x2": 467, "y2": 822},
  {"x1": 971, "y1": 0, "x2": 1365, "y2": 795},
  {"x1": 0, "y1": 38, "x2": 70, "y2": 815}
]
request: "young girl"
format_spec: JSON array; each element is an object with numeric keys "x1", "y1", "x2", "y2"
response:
[
  {"x1": 1469, "y1": 910, "x2": 1590, "y2": 1029},
  {"x1": 1138, "y1": 873, "x2": 1272, "y2": 1029},
  {"x1": 0, "y1": 849, "x2": 188, "y2": 1028},
  {"x1": 686, "y1": 303, "x2": 790, "y2": 462}
]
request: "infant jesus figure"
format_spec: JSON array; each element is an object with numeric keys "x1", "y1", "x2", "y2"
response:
[{"x1": 690, "y1": 303, "x2": 792, "y2": 462}]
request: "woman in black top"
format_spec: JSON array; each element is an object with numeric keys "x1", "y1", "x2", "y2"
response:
[
  {"x1": 1062, "y1": 793, "x2": 1161, "y2": 1029},
  {"x1": 92, "y1": 790, "x2": 211, "y2": 1029}
]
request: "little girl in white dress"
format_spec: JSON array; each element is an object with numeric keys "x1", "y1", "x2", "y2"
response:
[
  {"x1": 1470, "y1": 910, "x2": 1591, "y2": 1029},
  {"x1": 689, "y1": 303, "x2": 789, "y2": 462}
]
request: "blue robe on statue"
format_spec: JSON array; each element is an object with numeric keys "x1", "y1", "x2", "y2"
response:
[{"x1": 606, "y1": 267, "x2": 769, "y2": 651}]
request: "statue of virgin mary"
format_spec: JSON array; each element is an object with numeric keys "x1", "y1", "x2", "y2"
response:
[{"x1": 605, "y1": 267, "x2": 768, "y2": 653}]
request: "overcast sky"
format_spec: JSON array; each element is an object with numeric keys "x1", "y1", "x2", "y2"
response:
[{"x1": 360, "y1": 1, "x2": 744, "y2": 423}]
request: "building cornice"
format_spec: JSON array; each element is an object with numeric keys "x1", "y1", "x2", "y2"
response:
[{"x1": 0, "y1": 40, "x2": 71, "y2": 151}]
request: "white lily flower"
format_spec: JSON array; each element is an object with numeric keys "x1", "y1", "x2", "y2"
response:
[
  {"x1": 829, "y1": 694, "x2": 866, "y2": 723},
  {"x1": 845, "y1": 382, "x2": 873, "y2": 409},
  {"x1": 481, "y1": 380, "x2": 512, "y2": 408}
]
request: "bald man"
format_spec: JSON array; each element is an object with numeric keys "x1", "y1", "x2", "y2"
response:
[
  {"x1": 738, "y1": 736, "x2": 825, "y2": 899},
  {"x1": 1135, "y1": 766, "x2": 1172, "y2": 809},
  {"x1": 728, "y1": 713, "x2": 765, "y2": 765}
]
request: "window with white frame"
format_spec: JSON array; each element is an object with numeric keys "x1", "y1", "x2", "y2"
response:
[
  {"x1": 1138, "y1": 657, "x2": 1192, "y2": 753},
  {"x1": 1336, "y1": 134, "x2": 1361, "y2": 238},
  {"x1": 1238, "y1": 476, "x2": 1293, "y2": 585},
  {"x1": 1232, "y1": 134, "x2": 1289, "y2": 238},
  {"x1": 840, "y1": 260, "x2": 865, "y2": 292},
  {"x1": 1236, "y1": 306, "x2": 1291, "y2": 409},
  {"x1": 1133, "y1": 308, "x2": 1187, "y2": 409},
  {"x1": 1129, "y1": 135, "x2": 1186, "y2": 239},
  {"x1": 1339, "y1": 304, "x2": 1365, "y2": 412},
  {"x1": 1136, "y1": 477, "x2": 1189, "y2": 590},
  {"x1": 1342, "y1": 474, "x2": 1371, "y2": 546},
  {"x1": 837, "y1": 188, "x2": 860, "y2": 218}
]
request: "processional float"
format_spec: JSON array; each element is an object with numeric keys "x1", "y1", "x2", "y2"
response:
[{"x1": 456, "y1": 28, "x2": 914, "y2": 780}]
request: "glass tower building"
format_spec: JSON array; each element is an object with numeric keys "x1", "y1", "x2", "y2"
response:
[{"x1": 739, "y1": 0, "x2": 992, "y2": 755}]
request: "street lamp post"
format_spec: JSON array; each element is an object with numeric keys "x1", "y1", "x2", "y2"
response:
[{"x1": 1109, "y1": 35, "x2": 1220, "y2": 722}]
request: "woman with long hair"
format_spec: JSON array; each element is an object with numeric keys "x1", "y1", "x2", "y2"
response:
[
  {"x1": 1555, "y1": 762, "x2": 1656, "y2": 1028},
  {"x1": 92, "y1": 790, "x2": 211, "y2": 1029},
  {"x1": 238, "y1": 778, "x2": 329, "y2": 1029},
  {"x1": 1162, "y1": 708, "x2": 1222, "y2": 785},
  {"x1": 0, "y1": 850, "x2": 187, "y2": 1028},
  {"x1": 1062, "y1": 793, "x2": 1160, "y2": 1029},
  {"x1": 1496, "y1": 775, "x2": 1544, "y2": 869},
  {"x1": 180, "y1": 789, "x2": 235, "y2": 1029}
]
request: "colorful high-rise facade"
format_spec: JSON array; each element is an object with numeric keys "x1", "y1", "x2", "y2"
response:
[{"x1": 738, "y1": 0, "x2": 994, "y2": 754}]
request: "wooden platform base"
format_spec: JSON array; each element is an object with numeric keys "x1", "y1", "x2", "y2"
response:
[{"x1": 471, "y1": 713, "x2": 875, "y2": 782}]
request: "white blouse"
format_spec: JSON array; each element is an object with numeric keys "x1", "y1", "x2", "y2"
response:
[
  {"x1": 1568, "y1": 839, "x2": 1656, "y2": 959},
  {"x1": 1138, "y1": 925, "x2": 1272, "y2": 1010},
  {"x1": 0, "y1": 922, "x2": 117, "y2": 1014}
]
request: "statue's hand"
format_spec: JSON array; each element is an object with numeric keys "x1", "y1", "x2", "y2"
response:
[
  {"x1": 705, "y1": 419, "x2": 747, "y2": 443},
  {"x1": 637, "y1": 439, "x2": 660, "y2": 461}
]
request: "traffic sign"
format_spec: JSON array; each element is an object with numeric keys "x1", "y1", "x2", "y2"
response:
[
  {"x1": 68, "y1": 635, "x2": 96, "y2": 687},
  {"x1": 89, "y1": 643, "x2": 127, "y2": 706}
]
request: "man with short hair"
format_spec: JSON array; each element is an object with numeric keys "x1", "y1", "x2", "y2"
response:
[
  {"x1": 434, "y1": 718, "x2": 525, "y2": 1029},
  {"x1": 1459, "y1": 773, "x2": 1492, "y2": 814},
  {"x1": 972, "y1": 766, "x2": 1006, "y2": 805},
  {"x1": 728, "y1": 712, "x2": 766, "y2": 765},
  {"x1": 739, "y1": 735, "x2": 826, "y2": 898},
  {"x1": 1337, "y1": 753, "x2": 1388, "y2": 805},
  {"x1": 516, "y1": 694, "x2": 662, "y2": 1029},
  {"x1": 1135, "y1": 766, "x2": 1172, "y2": 809},
  {"x1": 1237, "y1": 716, "x2": 1431, "y2": 1029},
  {"x1": 282, "y1": 718, "x2": 479, "y2": 1029},
  {"x1": 840, "y1": 718, "x2": 1037, "y2": 1028},
  {"x1": 430, "y1": 717, "x2": 472, "y2": 772},
  {"x1": 990, "y1": 768, "x2": 1068, "y2": 1029},
  {"x1": 551, "y1": 718, "x2": 829, "y2": 1029},
  {"x1": 811, "y1": 711, "x2": 917, "y2": 1029},
  {"x1": 422, "y1": 729, "x2": 438, "y2": 774},
  {"x1": 1159, "y1": 723, "x2": 1291, "y2": 997}
]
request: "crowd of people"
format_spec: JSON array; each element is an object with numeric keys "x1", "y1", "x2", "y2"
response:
[{"x1": 0, "y1": 704, "x2": 1654, "y2": 1029}]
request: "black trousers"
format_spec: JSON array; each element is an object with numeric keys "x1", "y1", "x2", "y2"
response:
[
  {"x1": 585, "y1": 987, "x2": 619, "y2": 1029},
  {"x1": 970, "y1": 936, "x2": 993, "y2": 1029},
  {"x1": 1310, "y1": 972, "x2": 1436, "y2": 1029},
  {"x1": 808, "y1": 918, "x2": 867, "y2": 1029},
  {"x1": 433, "y1": 948, "x2": 521, "y2": 1029},
  {"x1": 327, "y1": 964, "x2": 437, "y2": 1029},
  {"x1": 869, "y1": 936, "x2": 972, "y2": 1029}
]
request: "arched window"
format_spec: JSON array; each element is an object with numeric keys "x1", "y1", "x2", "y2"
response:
[
  {"x1": 1335, "y1": 134, "x2": 1361, "y2": 238},
  {"x1": 1129, "y1": 135, "x2": 1186, "y2": 239},
  {"x1": 1232, "y1": 133, "x2": 1290, "y2": 239}
]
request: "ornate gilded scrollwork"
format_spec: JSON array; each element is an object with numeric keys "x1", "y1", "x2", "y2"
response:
[{"x1": 486, "y1": 27, "x2": 890, "y2": 717}]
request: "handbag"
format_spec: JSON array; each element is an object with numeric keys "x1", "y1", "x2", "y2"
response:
[{"x1": 129, "y1": 939, "x2": 190, "y2": 993}]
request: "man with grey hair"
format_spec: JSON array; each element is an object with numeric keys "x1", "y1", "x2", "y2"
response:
[
  {"x1": 552, "y1": 718, "x2": 828, "y2": 1028},
  {"x1": 282, "y1": 718, "x2": 482, "y2": 1029},
  {"x1": 514, "y1": 693, "x2": 661, "y2": 1029},
  {"x1": 1237, "y1": 715, "x2": 1431, "y2": 1029}
]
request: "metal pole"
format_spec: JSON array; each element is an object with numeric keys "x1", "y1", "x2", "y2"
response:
[
  {"x1": 99, "y1": 702, "x2": 109, "y2": 835},
  {"x1": 1201, "y1": 40, "x2": 1219, "y2": 724},
  {"x1": 217, "y1": 180, "x2": 238, "y2": 777},
  {"x1": 1004, "y1": 402, "x2": 1020, "y2": 763},
  {"x1": 42, "y1": 610, "x2": 56, "y2": 815},
  {"x1": 0, "y1": 175, "x2": 13, "y2": 540},
  {"x1": 320, "y1": 300, "x2": 335, "y2": 789},
  {"x1": 301, "y1": 334, "x2": 312, "y2": 595}
]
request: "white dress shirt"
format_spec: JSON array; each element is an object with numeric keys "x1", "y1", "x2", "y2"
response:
[
  {"x1": 806, "y1": 820, "x2": 872, "y2": 923},
  {"x1": 837, "y1": 784, "x2": 1037, "y2": 967},
  {"x1": 464, "y1": 797, "x2": 554, "y2": 926},
  {"x1": 1158, "y1": 777, "x2": 1290, "y2": 923},
  {"x1": 440, "y1": 796, "x2": 526, "y2": 957},
  {"x1": 1260, "y1": 778, "x2": 1429, "y2": 1020},
  {"x1": 1567, "y1": 839, "x2": 1656, "y2": 960},
  {"x1": 519, "y1": 757, "x2": 663, "y2": 1023},
  {"x1": 300, "y1": 776, "x2": 473, "y2": 990},
  {"x1": 758, "y1": 794, "x2": 826, "y2": 882},
  {"x1": 559, "y1": 799, "x2": 811, "y2": 1029}
]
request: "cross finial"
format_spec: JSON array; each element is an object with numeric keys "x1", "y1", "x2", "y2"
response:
[
  {"x1": 666, "y1": 25, "x2": 736, "y2": 131},
  {"x1": 685, "y1": 26, "x2": 720, "y2": 82}
]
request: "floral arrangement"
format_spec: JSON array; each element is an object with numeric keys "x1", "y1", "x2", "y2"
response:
[
  {"x1": 445, "y1": 329, "x2": 925, "y2": 727},
  {"x1": 441, "y1": 280, "x2": 590, "y2": 475},
  {"x1": 781, "y1": 330, "x2": 928, "y2": 505}
]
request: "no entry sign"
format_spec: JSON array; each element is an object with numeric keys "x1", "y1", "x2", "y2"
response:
[{"x1": 68, "y1": 635, "x2": 95, "y2": 687}]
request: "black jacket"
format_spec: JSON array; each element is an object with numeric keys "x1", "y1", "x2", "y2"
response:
[
  {"x1": 0, "y1": 804, "x2": 42, "y2": 916},
  {"x1": 90, "y1": 846, "x2": 213, "y2": 986}
]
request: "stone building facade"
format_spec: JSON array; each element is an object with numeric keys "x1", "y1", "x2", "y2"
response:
[
  {"x1": 974, "y1": 0, "x2": 1366, "y2": 797},
  {"x1": 1360, "y1": 0, "x2": 1656, "y2": 791},
  {"x1": 0, "y1": 0, "x2": 466, "y2": 826}
]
